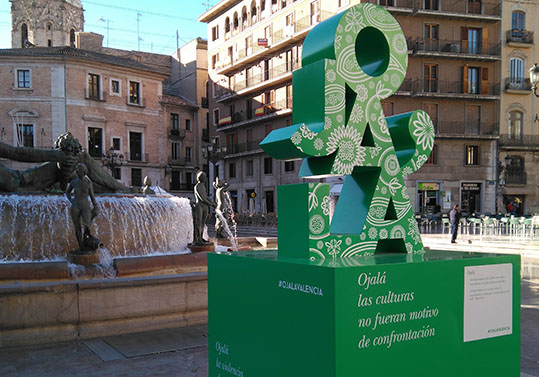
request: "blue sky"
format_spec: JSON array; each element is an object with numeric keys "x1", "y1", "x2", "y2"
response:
[{"x1": 0, "y1": 0, "x2": 211, "y2": 54}]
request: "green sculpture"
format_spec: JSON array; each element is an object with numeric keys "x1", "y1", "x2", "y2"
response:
[{"x1": 260, "y1": 4, "x2": 434, "y2": 259}]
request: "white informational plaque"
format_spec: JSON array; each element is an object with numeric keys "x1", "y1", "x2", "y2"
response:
[{"x1": 463, "y1": 263, "x2": 512, "y2": 342}]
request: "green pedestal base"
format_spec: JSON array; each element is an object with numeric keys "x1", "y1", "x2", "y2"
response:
[{"x1": 208, "y1": 250, "x2": 520, "y2": 377}]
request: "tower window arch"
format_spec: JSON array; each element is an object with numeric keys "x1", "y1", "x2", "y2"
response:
[
  {"x1": 70, "y1": 29, "x2": 76, "y2": 47},
  {"x1": 225, "y1": 17, "x2": 230, "y2": 33},
  {"x1": 21, "y1": 23, "x2": 28, "y2": 48}
]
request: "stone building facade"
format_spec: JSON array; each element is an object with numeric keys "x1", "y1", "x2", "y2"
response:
[
  {"x1": 200, "y1": 0, "x2": 362, "y2": 213},
  {"x1": 200, "y1": 0, "x2": 502, "y2": 216},
  {"x1": 11, "y1": 0, "x2": 84, "y2": 48},
  {"x1": 0, "y1": 47, "x2": 169, "y2": 189},
  {"x1": 498, "y1": 0, "x2": 539, "y2": 215}
]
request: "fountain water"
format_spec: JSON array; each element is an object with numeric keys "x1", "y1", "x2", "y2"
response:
[{"x1": 0, "y1": 194, "x2": 193, "y2": 261}]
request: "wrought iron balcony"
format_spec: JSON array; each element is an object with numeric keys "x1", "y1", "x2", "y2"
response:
[
  {"x1": 504, "y1": 78, "x2": 532, "y2": 92},
  {"x1": 506, "y1": 29, "x2": 534, "y2": 44},
  {"x1": 412, "y1": 79, "x2": 500, "y2": 97},
  {"x1": 436, "y1": 121, "x2": 497, "y2": 136},
  {"x1": 411, "y1": 38, "x2": 500, "y2": 57},
  {"x1": 505, "y1": 171, "x2": 527, "y2": 185},
  {"x1": 363, "y1": 0, "x2": 500, "y2": 17},
  {"x1": 499, "y1": 134, "x2": 539, "y2": 147}
]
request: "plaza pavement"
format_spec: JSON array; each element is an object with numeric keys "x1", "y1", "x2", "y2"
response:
[{"x1": 1, "y1": 228, "x2": 538, "y2": 376}]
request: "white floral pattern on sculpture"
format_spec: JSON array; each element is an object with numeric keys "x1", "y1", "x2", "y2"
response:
[
  {"x1": 412, "y1": 111, "x2": 435, "y2": 151},
  {"x1": 309, "y1": 214, "x2": 325, "y2": 235}
]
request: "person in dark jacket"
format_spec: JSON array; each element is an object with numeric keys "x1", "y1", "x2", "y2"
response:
[{"x1": 449, "y1": 204, "x2": 460, "y2": 243}]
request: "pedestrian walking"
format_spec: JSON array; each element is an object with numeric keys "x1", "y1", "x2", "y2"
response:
[{"x1": 449, "y1": 204, "x2": 460, "y2": 243}]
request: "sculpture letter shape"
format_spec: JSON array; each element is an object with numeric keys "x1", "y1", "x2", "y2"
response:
[{"x1": 260, "y1": 4, "x2": 434, "y2": 259}]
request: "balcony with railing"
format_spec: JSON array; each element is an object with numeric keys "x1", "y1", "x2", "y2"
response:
[
  {"x1": 216, "y1": 59, "x2": 299, "y2": 102},
  {"x1": 168, "y1": 156, "x2": 192, "y2": 166},
  {"x1": 504, "y1": 78, "x2": 532, "y2": 93},
  {"x1": 505, "y1": 171, "x2": 527, "y2": 185},
  {"x1": 127, "y1": 152, "x2": 149, "y2": 162},
  {"x1": 412, "y1": 79, "x2": 500, "y2": 98},
  {"x1": 168, "y1": 128, "x2": 186, "y2": 140},
  {"x1": 225, "y1": 139, "x2": 265, "y2": 156},
  {"x1": 363, "y1": 0, "x2": 500, "y2": 19},
  {"x1": 217, "y1": 98, "x2": 292, "y2": 131},
  {"x1": 216, "y1": 11, "x2": 335, "y2": 76},
  {"x1": 435, "y1": 121, "x2": 497, "y2": 137},
  {"x1": 499, "y1": 135, "x2": 539, "y2": 148},
  {"x1": 506, "y1": 30, "x2": 534, "y2": 45},
  {"x1": 411, "y1": 38, "x2": 500, "y2": 59}
]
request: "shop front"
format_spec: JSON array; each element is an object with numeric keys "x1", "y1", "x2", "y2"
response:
[
  {"x1": 417, "y1": 182, "x2": 440, "y2": 215},
  {"x1": 461, "y1": 182, "x2": 482, "y2": 216}
]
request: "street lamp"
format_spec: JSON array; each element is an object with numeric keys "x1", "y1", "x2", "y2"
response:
[
  {"x1": 102, "y1": 146, "x2": 124, "y2": 178},
  {"x1": 203, "y1": 137, "x2": 227, "y2": 192},
  {"x1": 530, "y1": 63, "x2": 539, "y2": 97}
]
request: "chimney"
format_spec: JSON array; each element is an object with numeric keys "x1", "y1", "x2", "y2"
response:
[{"x1": 75, "y1": 32, "x2": 104, "y2": 51}]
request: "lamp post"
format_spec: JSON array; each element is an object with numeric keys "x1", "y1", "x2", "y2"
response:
[
  {"x1": 203, "y1": 137, "x2": 227, "y2": 194},
  {"x1": 102, "y1": 146, "x2": 124, "y2": 179},
  {"x1": 530, "y1": 63, "x2": 539, "y2": 97}
]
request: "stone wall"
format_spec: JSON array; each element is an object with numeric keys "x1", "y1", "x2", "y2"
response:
[{"x1": 0, "y1": 272, "x2": 208, "y2": 347}]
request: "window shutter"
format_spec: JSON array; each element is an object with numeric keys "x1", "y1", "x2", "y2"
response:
[
  {"x1": 481, "y1": 28, "x2": 488, "y2": 54},
  {"x1": 463, "y1": 65, "x2": 469, "y2": 93},
  {"x1": 481, "y1": 67, "x2": 489, "y2": 94},
  {"x1": 461, "y1": 27, "x2": 468, "y2": 52}
]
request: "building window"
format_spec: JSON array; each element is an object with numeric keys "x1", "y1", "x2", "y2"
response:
[
  {"x1": 264, "y1": 157, "x2": 273, "y2": 174},
  {"x1": 512, "y1": 11, "x2": 525, "y2": 32},
  {"x1": 463, "y1": 27, "x2": 481, "y2": 54},
  {"x1": 265, "y1": 124, "x2": 272, "y2": 136},
  {"x1": 88, "y1": 127, "x2": 103, "y2": 158},
  {"x1": 17, "y1": 69, "x2": 31, "y2": 88},
  {"x1": 170, "y1": 170, "x2": 180, "y2": 190},
  {"x1": 70, "y1": 29, "x2": 76, "y2": 47},
  {"x1": 225, "y1": 17, "x2": 231, "y2": 33},
  {"x1": 111, "y1": 79, "x2": 121, "y2": 95},
  {"x1": 213, "y1": 109, "x2": 220, "y2": 126},
  {"x1": 424, "y1": 0, "x2": 439, "y2": 10},
  {"x1": 467, "y1": 67, "x2": 480, "y2": 94},
  {"x1": 87, "y1": 73, "x2": 101, "y2": 100},
  {"x1": 465, "y1": 145, "x2": 479, "y2": 166},
  {"x1": 129, "y1": 132, "x2": 142, "y2": 161},
  {"x1": 468, "y1": 0, "x2": 482, "y2": 14},
  {"x1": 310, "y1": 0, "x2": 320, "y2": 25},
  {"x1": 508, "y1": 111, "x2": 522, "y2": 140},
  {"x1": 425, "y1": 144, "x2": 437, "y2": 165},
  {"x1": 131, "y1": 168, "x2": 142, "y2": 187},
  {"x1": 112, "y1": 167, "x2": 121, "y2": 180},
  {"x1": 16, "y1": 124, "x2": 34, "y2": 147},
  {"x1": 185, "y1": 119, "x2": 191, "y2": 131},
  {"x1": 284, "y1": 160, "x2": 295, "y2": 172},
  {"x1": 509, "y1": 58, "x2": 524, "y2": 85},
  {"x1": 129, "y1": 81, "x2": 141, "y2": 105},
  {"x1": 381, "y1": 102, "x2": 394, "y2": 116},
  {"x1": 112, "y1": 137, "x2": 121, "y2": 151},
  {"x1": 423, "y1": 64, "x2": 438, "y2": 92},
  {"x1": 246, "y1": 160, "x2": 253, "y2": 176},
  {"x1": 424, "y1": 23, "x2": 439, "y2": 42},
  {"x1": 379, "y1": 0, "x2": 394, "y2": 6},
  {"x1": 212, "y1": 26, "x2": 219, "y2": 41},
  {"x1": 229, "y1": 162, "x2": 236, "y2": 178},
  {"x1": 171, "y1": 113, "x2": 179, "y2": 130},
  {"x1": 171, "y1": 142, "x2": 180, "y2": 160},
  {"x1": 21, "y1": 23, "x2": 28, "y2": 47},
  {"x1": 185, "y1": 146, "x2": 192, "y2": 163}
]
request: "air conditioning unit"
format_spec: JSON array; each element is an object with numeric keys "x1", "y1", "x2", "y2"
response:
[{"x1": 449, "y1": 43, "x2": 460, "y2": 53}]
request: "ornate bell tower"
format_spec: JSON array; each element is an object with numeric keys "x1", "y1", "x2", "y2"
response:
[{"x1": 10, "y1": 0, "x2": 84, "y2": 48}]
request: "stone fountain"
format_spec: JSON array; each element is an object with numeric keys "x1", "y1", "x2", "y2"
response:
[{"x1": 0, "y1": 133, "x2": 205, "y2": 347}]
